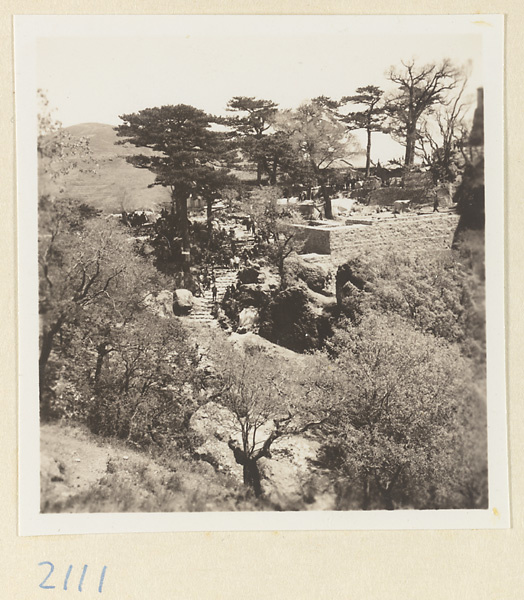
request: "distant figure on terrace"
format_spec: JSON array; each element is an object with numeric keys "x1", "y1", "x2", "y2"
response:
[
  {"x1": 433, "y1": 194, "x2": 440, "y2": 213},
  {"x1": 212, "y1": 284, "x2": 218, "y2": 303}
]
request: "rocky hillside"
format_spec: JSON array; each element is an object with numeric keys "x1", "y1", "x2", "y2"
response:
[
  {"x1": 47, "y1": 123, "x2": 171, "y2": 213},
  {"x1": 40, "y1": 422, "x2": 257, "y2": 513}
]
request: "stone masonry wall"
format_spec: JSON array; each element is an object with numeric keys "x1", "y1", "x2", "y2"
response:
[
  {"x1": 298, "y1": 226, "x2": 331, "y2": 254},
  {"x1": 293, "y1": 213, "x2": 460, "y2": 260}
]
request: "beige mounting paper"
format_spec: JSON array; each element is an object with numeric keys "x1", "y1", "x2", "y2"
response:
[{"x1": 2, "y1": 3, "x2": 523, "y2": 599}]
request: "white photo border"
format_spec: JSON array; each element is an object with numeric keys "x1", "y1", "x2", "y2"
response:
[{"x1": 16, "y1": 14, "x2": 508, "y2": 535}]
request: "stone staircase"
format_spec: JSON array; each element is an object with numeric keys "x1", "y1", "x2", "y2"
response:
[
  {"x1": 189, "y1": 268, "x2": 239, "y2": 325},
  {"x1": 233, "y1": 234, "x2": 256, "y2": 250}
]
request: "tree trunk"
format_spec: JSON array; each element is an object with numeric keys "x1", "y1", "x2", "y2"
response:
[
  {"x1": 279, "y1": 255, "x2": 286, "y2": 291},
  {"x1": 383, "y1": 489, "x2": 395, "y2": 510},
  {"x1": 376, "y1": 469, "x2": 401, "y2": 510},
  {"x1": 405, "y1": 123, "x2": 417, "y2": 166},
  {"x1": 243, "y1": 459, "x2": 263, "y2": 498},
  {"x1": 322, "y1": 185, "x2": 333, "y2": 220},
  {"x1": 94, "y1": 342, "x2": 111, "y2": 383},
  {"x1": 270, "y1": 160, "x2": 278, "y2": 185},
  {"x1": 365, "y1": 128, "x2": 372, "y2": 178},
  {"x1": 206, "y1": 197, "x2": 213, "y2": 245},
  {"x1": 228, "y1": 440, "x2": 264, "y2": 498},
  {"x1": 179, "y1": 195, "x2": 191, "y2": 272},
  {"x1": 39, "y1": 320, "x2": 62, "y2": 420}
]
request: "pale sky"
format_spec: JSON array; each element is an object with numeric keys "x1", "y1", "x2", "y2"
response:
[{"x1": 36, "y1": 16, "x2": 484, "y2": 164}]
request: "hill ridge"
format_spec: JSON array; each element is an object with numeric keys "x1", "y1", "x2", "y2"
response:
[{"x1": 46, "y1": 122, "x2": 171, "y2": 213}]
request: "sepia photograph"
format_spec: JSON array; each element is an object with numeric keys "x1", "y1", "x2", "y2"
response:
[{"x1": 15, "y1": 15, "x2": 507, "y2": 533}]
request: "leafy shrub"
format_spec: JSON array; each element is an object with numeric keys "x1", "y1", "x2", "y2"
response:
[
  {"x1": 321, "y1": 313, "x2": 487, "y2": 510},
  {"x1": 334, "y1": 249, "x2": 484, "y2": 358}
]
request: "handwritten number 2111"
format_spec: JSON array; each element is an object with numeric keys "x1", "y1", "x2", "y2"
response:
[{"x1": 38, "y1": 562, "x2": 107, "y2": 592}]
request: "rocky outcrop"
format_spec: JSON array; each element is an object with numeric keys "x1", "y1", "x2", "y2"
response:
[
  {"x1": 228, "y1": 332, "x2": 304, "y2": 362},
  {"x1": 453, "y1": 159, "x2": 485, "y2": 244},
  {"x1": 172, "y1": 289, "x2": 194, "y2": 316},
  {"x1": 258, "y1": 436, "x2": 336, "y2": 510},
  {"x1": 259, "y1": 286, "x2": 322, "y2": 353},
  {"x1": 143, "y1": 290, "x2": 174, "y2": 318},
  {"x1": 284, "y1": 254, "x2": 329, "y2": 294},
  {"x1": 336, "y1": 259, "x2": 370, "y2": 296},
  {"x1": 335, "y1": 259, "x2": 372, "y2": 320},
  {"x1": 189, "y1": 401, "x2": 244, "y2": 479}
]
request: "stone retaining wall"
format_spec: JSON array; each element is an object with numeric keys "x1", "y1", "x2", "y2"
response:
[{"x1": 292, "y1": 213, "x2": 460, "y2": 259}]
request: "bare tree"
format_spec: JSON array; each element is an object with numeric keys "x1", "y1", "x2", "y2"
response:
[
  {"x1": 416, "y1": 75, "x2": 472, "y2": 181},
  {"x1": 387, "y1": 59, "x2": 462, "y2": 166},
  {"x1": 211, "y1": 342, "x2": 336, "y2": 497}
]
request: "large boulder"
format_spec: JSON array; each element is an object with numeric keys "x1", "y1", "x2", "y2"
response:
[
  {"x1": 335, "y1": 259, "x2": 372, "y2": 320},
  {"x1": 336, "y1": 259, "x2": 370, "y2": 296},
  {"x1": 435, "y1": 183, "x2": 454, "y2": 208},
  {"x1": 143, "y1": 290, "x2": 174, "y2": 318},
  {"x1": 284, "y1": 254, "x2": 329, "y2": 294},
  {"x1": 258, "y1": 436, "x2": 336, "y2": 510},
  {"x1": 237, "y1": 266, "x2": 261, "y2": 285},
  {"x1": 173, "y1": 271, "x2": 201, "y2": 296},
  {"x1": 172, "y1": 289, "x2": 194, "y2": 316},
  {"x1": 304, "y1": 288, "x2": 337, "y2": 315},
  {"x1": 232, "y1": 284, "x2": 270, "y2": 310},
  {"x1": 255, "y1": 267, "x2": 281, "y2": 292},
  {"x1": 189, "y1": 402, "x2": 244, "y2": 479}
]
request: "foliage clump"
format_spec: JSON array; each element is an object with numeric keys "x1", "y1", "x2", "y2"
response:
[
  {"x1": 334, "y1": 248, "x2": 485, "y2": 363},
  {"x1": 321, "y1": 313, "x2": 487, "y2": 510}
]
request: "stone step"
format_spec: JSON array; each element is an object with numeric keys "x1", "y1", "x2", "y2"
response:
[{"x1": 188, "y1": 268, "x2": 239, "y2": 324}]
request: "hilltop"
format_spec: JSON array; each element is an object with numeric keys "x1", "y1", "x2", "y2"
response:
[{"x1": 53, "y1": 123, "x2": 171, "y2": 213}]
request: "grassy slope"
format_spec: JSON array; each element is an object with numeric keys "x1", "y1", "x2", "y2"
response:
[
  {"x1": 57, "y1": 123, "x2": 172, "y2": 214},
  {"x1": 41, "y1": 421, "x2": 258, "y2": 513}
]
